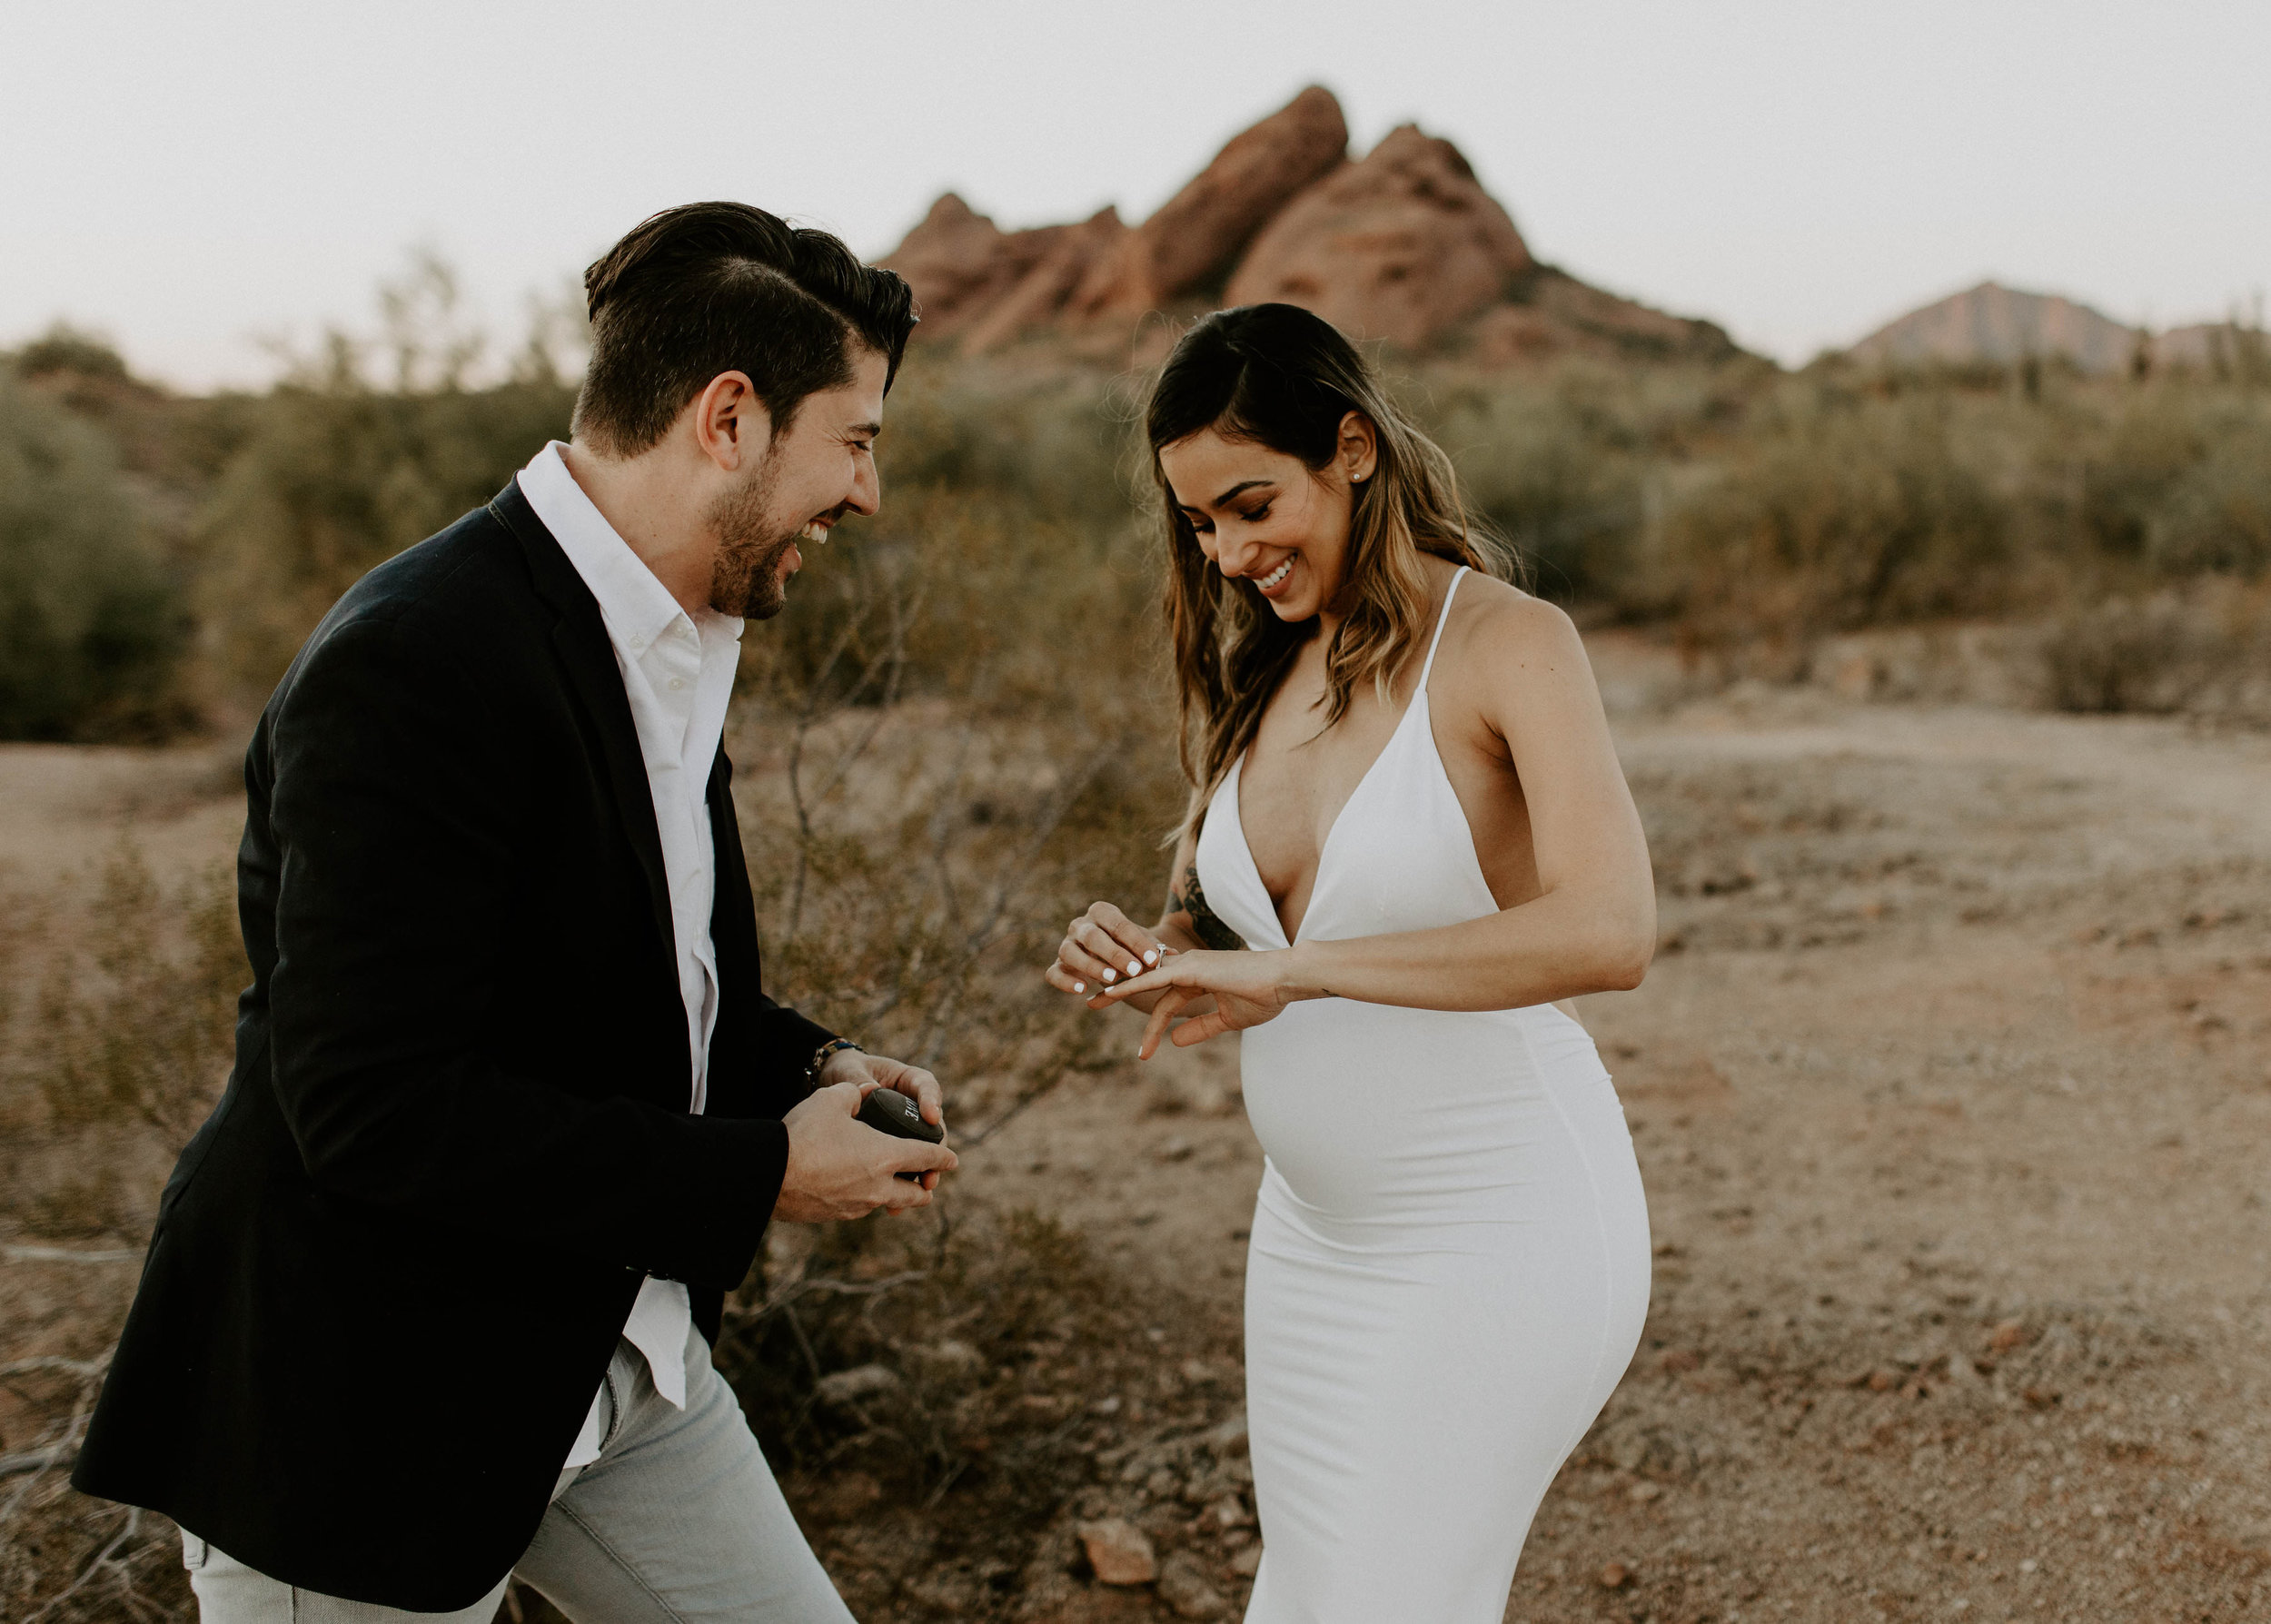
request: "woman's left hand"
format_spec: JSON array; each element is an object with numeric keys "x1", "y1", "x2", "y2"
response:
[{"x1": 1101, "y1": 949, "x2": 1308, "y2": 1059}]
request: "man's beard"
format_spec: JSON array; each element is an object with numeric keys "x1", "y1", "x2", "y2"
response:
[{"x1": 704, "y1": 452, "x2": 800, "y2": 621}]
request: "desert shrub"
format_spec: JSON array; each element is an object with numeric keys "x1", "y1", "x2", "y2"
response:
[
  {"x1": 1653, "y1": 390, "x2": 2007, "y2": 662},
  {"x1": 195, "y1": 365, "x2": 576, "y2": 695},
  {"x1": 691, "y1": 495, "x2": 1226, "y2": 1619},
  {"x1": 1424, "y1": 374, "x2": 1640, "y2": 602},
  {"x1": 709, "y1": 1198, "x2": 1252, "y2": 1619},
  {"x1": 2041, "y1": 579, "x2": 2271, "y2": 718},
  {"x1": 193, "y1": 253, "x2": 582, "y2": 698},
  {"x1": 2142, "y1": 402, "x2": 2271, "y2": 575},
  {"x1": 875, "y1": 361, "x2": 1136, "y2": 533},
  {"x1": 30, "y1": 844, "x2": 244, "y2": 1144},
  {"x1": 14, "y1": 325, "x2": 131, "y2": 385},
  {"x1": 721, "y1": 1203, "x2": 1131, "y2": 1498},
  {"x1": 192, "y1": 352, "x2": 1129, "y2": 709},
  {"x1": 733, "y1": 491, "x2": 1185, "y2": 1134},
  {"x1": 1364, "y1": 361, "x2": 1754, "y2": 610},
  {"x1": 0, "y1": 847, "x2": 241, "y2": 1623},
  {"x1": 0, "y1": 375, "x2": 189, "y2": 739},
  {"x1": 2066, "y1": 390, "x2": 2216, "y2": 564}
]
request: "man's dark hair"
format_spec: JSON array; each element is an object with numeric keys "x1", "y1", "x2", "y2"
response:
[{"x1": 571, "y1": 202, "x2": 917, "y2": 456}]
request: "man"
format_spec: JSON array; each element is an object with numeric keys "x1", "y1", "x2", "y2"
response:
[{"x1": 73, "y1": 203, "x2": 951, "y2": 1622}]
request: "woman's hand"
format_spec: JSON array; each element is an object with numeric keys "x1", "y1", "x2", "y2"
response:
[
  {"x1": 1100, "y1": 948, "x2": 1315, "y2": 1059},
  {"x1": 1046, "y1": 902, "x2": 1174, "y2": 1011}
]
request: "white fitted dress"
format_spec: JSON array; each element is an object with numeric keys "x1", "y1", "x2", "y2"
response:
[{"x1": 1194, "y1": 569, "x2": 1651, "y2": 1622}]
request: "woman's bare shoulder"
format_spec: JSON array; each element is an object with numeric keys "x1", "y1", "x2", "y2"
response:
[{"x1": 1442, "y1": 572, "x2": 1587, "y2": 678}]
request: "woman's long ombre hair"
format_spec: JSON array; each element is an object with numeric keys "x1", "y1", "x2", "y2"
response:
[{"x1": 1146, "y1": 303, "x2": 1518, "y2": 828}]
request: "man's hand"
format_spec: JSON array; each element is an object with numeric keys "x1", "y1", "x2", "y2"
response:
[
  {"x1": 818, "y1": 1048, "x2": 944, "y2": 1129},
  {"x1": 818, "y1": 1048, "x2": 948, "y2": 1193},
  {"x1": 773, "y1": 1063, "x2": 957, "y2": 1223}
]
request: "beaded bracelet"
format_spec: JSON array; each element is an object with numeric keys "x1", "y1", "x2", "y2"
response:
[{"x1": 805, "y1": 1036, "x2": 864, "y2": 1086}]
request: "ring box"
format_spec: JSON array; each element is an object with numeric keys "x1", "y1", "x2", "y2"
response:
[{"x1": 858, "y1": 1088, "x2": 945, "y2": 1179}]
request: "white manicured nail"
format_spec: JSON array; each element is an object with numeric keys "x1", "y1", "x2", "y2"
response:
[
  {"x1": 1074, "y1": 982, "x2": 1085, "y2": 994},
  {"x1": 1127, "y1": 961, "x2": 1142, "y2": 976},
  {"x1": 1144, "y1": 949, "x2": 1158, "y2": 965},
  {"x1": 1102, "y1": 968, "x2": 1116, "y2": 983}
]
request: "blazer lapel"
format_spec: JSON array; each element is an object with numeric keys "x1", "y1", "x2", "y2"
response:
[{"x1": 488, "y1": 480, "x2": 676, "y2": 963}]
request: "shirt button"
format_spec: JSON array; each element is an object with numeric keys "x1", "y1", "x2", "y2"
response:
[{"x1": 669, "y1": 677, "x2": 687, "y2": 691}]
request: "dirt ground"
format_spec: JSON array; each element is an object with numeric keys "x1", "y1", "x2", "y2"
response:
[{"x1": 3, "y1": 649, "x2": 2266, "y2": 1623}]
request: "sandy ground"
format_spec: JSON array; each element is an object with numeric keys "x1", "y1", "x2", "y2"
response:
[{"x1": 3, "y1": 664, "x2": 2266, "y2": 1622}]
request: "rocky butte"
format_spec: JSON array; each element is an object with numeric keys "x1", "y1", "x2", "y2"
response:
[
  {"x1": 1845, "y1": 280, "x2": 2268, "y2": 378},
  {"x1": 882, "y1": 86, "x2": 1740, "y2": 367}
]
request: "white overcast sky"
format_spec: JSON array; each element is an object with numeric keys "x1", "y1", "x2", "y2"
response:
[{"x1": 5, "y1": 0, "x2": 2266, "y2": 388}]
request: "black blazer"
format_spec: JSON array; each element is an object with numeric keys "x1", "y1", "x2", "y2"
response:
[{"x1": 72, "y1": 480, "x2": 835, "y2": 1611}]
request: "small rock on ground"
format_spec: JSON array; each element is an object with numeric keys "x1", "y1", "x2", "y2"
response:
[{"x1": 1076, "y1": 1518, "x2": 1156, "y2": 1586}]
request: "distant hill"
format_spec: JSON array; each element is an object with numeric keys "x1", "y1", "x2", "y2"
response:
[
  {"x1": 880, "y1": 86, "x2": 1741, "y2": 369},
  {"x1": 2153, "y1": 318, "x2": 2270, "y2": 376},
  {"x1": 1847, "y1": 282, "x2": 2268, "y2": 377},
  {"x1": 1847, "y1": 282, "x2": 2141, "y2": 374}
]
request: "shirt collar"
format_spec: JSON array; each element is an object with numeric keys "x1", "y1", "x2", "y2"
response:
[{"x1": 518, "y1": 441, "x2": 743, "y2": 655}]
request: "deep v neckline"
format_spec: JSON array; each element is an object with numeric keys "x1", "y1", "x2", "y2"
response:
[
  {"x1": 1232, "y1": 699, "x2": 1424, "y2": 946},
  {"x1": 1229, "y1": 569, "x2": 1469, "y2": 946}
]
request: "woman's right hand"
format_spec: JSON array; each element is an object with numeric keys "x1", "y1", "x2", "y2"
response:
[{"x1": 1046, "y1": 902, "x2": 1174, "y2": 1011}]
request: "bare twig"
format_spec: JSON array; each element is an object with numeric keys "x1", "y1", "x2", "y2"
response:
[
  {"x1": 0, "y1": 1346, "x2": 112, "y2": 1522},
  {"x1": 25, "y1": 1504, "x2": 143, "y2": 1623},
  {"x1": 780, "y1": 575, "x2": 919, "y2": 948},
  {"x1": 908, "y1": 734, "x2": 1125, "y2": 1074},
  {"x1": 782, "y1": 621, "x2": 858, "y2": 947},
  {"x1": 3, "y1": 1246, "x2": 139, "y2": 1265},
  {"x1": 0, "y1": 1355, "x2": 113, "y2": 1381},
  {"x1": 962, "y1": 1074, "x2": 1065, "y2": 1148},
  {"x1": 0, "y1": 1444, "x2": 75, "y2": 1479},
  {"x1": 0, "y1": 1414, "x2": 86, "y2": 1517},
  {"x1": 757, "y1": 1270, "x2": 929, "y2": 1317}
]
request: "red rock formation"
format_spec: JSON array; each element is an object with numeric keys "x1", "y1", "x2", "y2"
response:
[
  {"x1": 1070, "y1": 84, "x2": 1348, "y2": 318},
  {"x1": 1223, "y1": 124, "x2": 1532, "y2": 349},
  {"x1": 960, "y1": 206, "x2": 1128, "y2": 352},
  {"x1": 878, "y1": 95, "x2": 1741, "y2": 367},
  {"x1": 879, "y1": 194, "x2": 1050, "y2": 340},
  {"x1": 879, "y1": 195, "x2": 1132, "y2": 352}
]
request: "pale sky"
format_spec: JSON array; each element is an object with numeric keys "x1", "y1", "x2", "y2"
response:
[{"x1": 5, "y1": 0, "x2": 2266, "y2": 389}]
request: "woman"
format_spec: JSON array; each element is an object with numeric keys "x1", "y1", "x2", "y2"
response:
[{"x1": 1046, "y1": 304, "x2": 1655, "y2": 1620}]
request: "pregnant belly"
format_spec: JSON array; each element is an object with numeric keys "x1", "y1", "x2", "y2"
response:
[{"x1": 1239, "y1": 999, "x2": 1621, "y2": 1224}]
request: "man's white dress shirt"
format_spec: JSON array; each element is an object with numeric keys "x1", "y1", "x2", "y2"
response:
[{"x1": 519, "y1": 441, "x2": 746, "y2": 1469}]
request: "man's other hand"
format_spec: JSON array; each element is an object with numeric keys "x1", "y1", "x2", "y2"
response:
[
  {"x1": 818, "y1": 1049, "x2": 943, "y2": 1126},
  {"x1": 774, "y1": 1078, "x2": 957, "y2": 1222},
  {"x1": 817, "y1": 1049, "x2": 948, "y2": 1192}
]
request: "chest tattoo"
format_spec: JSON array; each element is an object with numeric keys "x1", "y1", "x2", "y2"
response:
[{"x1": 1169, "y1": 860, "x2": 1247, "y2": 952}]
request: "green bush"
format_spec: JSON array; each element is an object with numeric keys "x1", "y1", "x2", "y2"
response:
[
  {"x1": 15, "y1": 322, "x2": 131, "y2": 384},
  {"x1": 196, "y1": 362, "x2": 577, "y2": 695},
  {"x1": 1651, "y1": 390, "x2": 2008, "y2": 657},
  {"x1": 19, "y1": 278, "x2": 2271, "y2": 727},
  {"x1": 193, "y1": 253, "x2": 584, "y2": 698},
  {"x1": 2144, "y1": 402, "x2": 2271, "y2": 575},
  {"x1": 1426, "y1": 375, "x2": 1640, "y2": 601},
  {"x1": 873, "y1": 361, "x2": 1137, "y2": 534},
  {"x1": 0, "y1": 373, "x2": 188, "y2": 738}
]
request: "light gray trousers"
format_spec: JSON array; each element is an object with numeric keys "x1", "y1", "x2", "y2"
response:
[{"x1": 183, "y1": 1332, "x2": 854, "y2": 1623}]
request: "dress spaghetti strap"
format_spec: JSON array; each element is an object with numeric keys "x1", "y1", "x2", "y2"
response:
[{"x1": 1418, "y1": 566, "x2": 1470, "y2": 692}]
